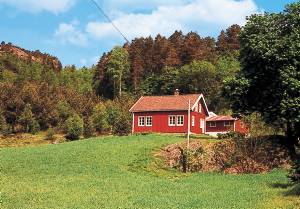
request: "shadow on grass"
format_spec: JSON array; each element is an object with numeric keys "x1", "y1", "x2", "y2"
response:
[
  {"x1": 270, "y1": 182, "x2": 300, "y2": 196},
  {"x1": 284, "y1": 183, "x2": 300, "y2": 196},
  {"x1": 271, "y1": 182, "x2": 292, "y2": 189}
]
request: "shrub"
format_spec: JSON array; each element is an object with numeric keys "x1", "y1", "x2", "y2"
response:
[
  {"x1": 91, "y1": 103, "x2": 109, "y2": 133},
  {"x1": 242, "y1": 112, "x2": 279, "y2": 137},
  {"x1": 0, "y1": 114, "x2": 7, "y2": 135},
  {"x1": 56, "y1": 101, "x2": 73, "y2": 122},
  {"x1": 178, "y1": 146, "x2": 206, "y2": 172},
  {"x1": 65, "y1": 114, "x2": 84, "y2": 140},
  {"x1": 289, "y1": 159, "x2": 300, "y2": 183},
  {"x1": 112, "y1": 111, "x2": 131, "y2": 135},
  {"x1": 83, "y1": 118, "x2": 95, "y2": 138},
  {"x1": 18, "y1": 103, "x2": 35, "y2": 133},
  {"x1": 45, "y1": 128, "x2": 55, "y2": 140},
  {"x1": 29, "y1": 120, "x2": 40, "y2": 135},
  {"x1": 217, "y1": 131, "x2": 245, "y2": 140},
  {"x1": 213, "y1": 136, "x2": 291, "y2": 174}
]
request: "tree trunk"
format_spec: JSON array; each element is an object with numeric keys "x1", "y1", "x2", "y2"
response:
[
  {"x1": 119, "y1": 75, "x2": 122, "y2": 97},
  {"x1": 286, "y1": 121, "x2": 296, "y2": 156}
]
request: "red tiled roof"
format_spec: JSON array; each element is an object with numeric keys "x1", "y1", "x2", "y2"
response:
[
  {"x1": 206, "y1": 115, "x2": 236, "y2": 121},
  {"x1": 130, "y1": 94, "x2": 203, "y2": 112}
]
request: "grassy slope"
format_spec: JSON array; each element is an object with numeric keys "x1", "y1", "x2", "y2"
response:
[{"x1": 0, "y1": 134, "x2": 298, "y2": 209}]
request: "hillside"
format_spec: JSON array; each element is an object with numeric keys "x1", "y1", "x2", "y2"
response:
[
  {"x1": 0, "y1": 134, "x2": 299, "y2": 209},
  {"x1": 0, "y1": 41, "x2": 62, "y2": 72}
]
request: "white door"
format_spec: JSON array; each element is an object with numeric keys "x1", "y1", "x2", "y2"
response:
[{"x1": 200, "y1": 119, "x2": 205, "y2": 133}]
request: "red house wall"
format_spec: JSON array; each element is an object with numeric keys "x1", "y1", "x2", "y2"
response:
[
  {"x1": 206, "y1": 120, "x2": 248, "y2": 134},
  {"x1": 132, "y1": 98, "x2": 206, "y2": 134},
  {"x1": 234, "y1": 120, "x2": 248, "y2": 134},
  {"x1": 190, "y1": 111, "x2": 206, "y2": 134},
  {"x1": 206, "y1": 120, "x2": 234, "y2": 133},
  {"x1": 133, "y1": 111, "x2": 188, "y2": 133}
]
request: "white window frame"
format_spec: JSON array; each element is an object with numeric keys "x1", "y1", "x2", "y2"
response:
[
  {"x1": 146, "y1": 116, "x2": 152, "y2": 126},
  {"x1": 224, "y1": 121, "x2": 233, "y2": 127},
  {"x1": 199, "y1": 103, "x2": 202, "y2": 113},
  {"x1": 138, "y1": 116, "x2": 145, "y2": 126},
  {"x1": 177, "y1": 115, "x2": 184, "y2": 126},
  {"x1": 192, "y1": 116, "x2": 195, "y2": 127},
  {"x1": 168, "y1": 115, "x2": 176, "y2": 126},
  {"x1": 209, "y1": 121, "x2": 216, "y2": 127},
  {"x1": 200, "y1": 118, "x2": 204, "y2": 129}
]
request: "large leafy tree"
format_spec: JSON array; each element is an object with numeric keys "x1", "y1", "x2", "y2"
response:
[
  {"x1": 106, "y1": 46, "x2": 130, "y2": 98},
  {"x1": 223, "y1": 2, "x2": 300, "y2": 151},
  {"x1": 178, "y1": 61, "x2": 219, "y2": 106}
]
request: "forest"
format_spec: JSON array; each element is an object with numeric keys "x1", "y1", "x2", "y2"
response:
[
  {"x1": 0, "y1": 24, "x2": 241, "y2": 138},
  {"x1": 0, "y1": 0, "x2": 299, "y2": 200}
]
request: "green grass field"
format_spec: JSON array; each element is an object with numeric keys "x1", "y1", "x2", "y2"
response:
[{"x1": 0, "y1": 134, "x2": 299, "y2": 209}]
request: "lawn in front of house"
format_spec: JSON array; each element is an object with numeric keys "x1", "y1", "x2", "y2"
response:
[{"x1": 0, "y1": 134, "x2": 299, "y2": 209}]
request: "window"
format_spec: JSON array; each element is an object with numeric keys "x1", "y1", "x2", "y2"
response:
[
  {"x1": 168, "y1": 116, "x2": 176, "y2": 126},
  {"x1": 224, "y1": 121, "x2": 233, "y2": 127},
  {"x1": 177, "y1": 115, "x2": 184, "y2": 126},
  {"x1": 192, "y1": 116, "x2": 195, "y2": 127},
  {"x1": 138, "y1": 116, "x2": 145, "y2": 126},
  {"x1": 199, "y1": 104, "x2": 202, "y2": 113},
  {"x1": 195, "y1": 105, "x2": 198, "y2": 112},
  {"x1": 209, "y1": 121, "x2": 216, "y2": 127},
  {"x1": 146, "y1": 116, "x2": 152, "y2": 126}
]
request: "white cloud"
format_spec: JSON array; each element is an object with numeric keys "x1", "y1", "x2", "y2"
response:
[
  {"x1": 54, "y1": 21, "x2": 88, "y2": 46},
  {"x1": 102, "y1": 0, "x2": 189, "y2": 14},
  {"x1": 0, "y1": 0, "x2": 76, "y2": 13},
  {"x1": 86, "y1": 0, "x2": 258, "y2": 41}
]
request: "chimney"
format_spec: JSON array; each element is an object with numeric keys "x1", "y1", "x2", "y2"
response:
[{"x1": 174, "y1": 89, "x2": 180, "y2": 96}]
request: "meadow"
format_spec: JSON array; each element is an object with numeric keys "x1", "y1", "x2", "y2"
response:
[{"x1": 0, "y1": 134, "x2": 299, "y2": 209}]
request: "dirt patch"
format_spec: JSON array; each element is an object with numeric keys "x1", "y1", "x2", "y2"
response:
[{"x1": 157, "y1": 138, "x2": 292, "y2": 174}]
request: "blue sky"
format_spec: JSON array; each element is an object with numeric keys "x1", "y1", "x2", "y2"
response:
[{"x1": 0, "y1": 0, "x2": 297, "y2": 67}]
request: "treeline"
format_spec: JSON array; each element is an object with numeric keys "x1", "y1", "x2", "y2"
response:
[
  {"x1": 94, "y1": 24, "x2": 241, "y2": 111},
  {"x1": 0, "y1": 53, "x2": 133, "y2": 138},
  {"x1": 0, "y1": 24, "x2": 241, "y2": 138}
]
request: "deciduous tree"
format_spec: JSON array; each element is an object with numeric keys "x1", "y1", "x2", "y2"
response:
[{"x1": 223, "y1": 2, "x2": 300, "y2": 152}]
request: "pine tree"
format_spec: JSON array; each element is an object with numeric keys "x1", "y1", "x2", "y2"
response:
[
  {"x1": 129, "y1": 39, "x2": 145, "y2": 91},
  {"x1": 216, "y1": 30, "x2": 228, "y2": 52}
]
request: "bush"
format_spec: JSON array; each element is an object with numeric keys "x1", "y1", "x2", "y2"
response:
[
  {"x1": 217, "y1": 131, "x2": 245, "y2": 140},
  {"x1": 29, "y1": 120, "x2": 40, "y2": 135},
  {"x1": 0, "y1": 114, "x2": 7, "y2": 135},
  {"x1": 112, "y1": 112, "x2": 131, "y2": 135},
  {"x1": 83, "y1": 118, "x2": 95, "y2": 138},
  {"x1": 213, "y1": 136, "x2": 291, "y2": 174},
  {"x1": 289, "y1": 159, "x2": 300, "y2": 183},
  {"x1": 163, "y1": 136, "x2": 292, "y2": 174},
  {"x1": 242, "y1": 112, "x2": 279, "y2": 137},
  {"x1": 57, "y1": 101, "x2": 73, "y2": 122},
  {"x1": 91, "y1": 103, "x2": 109, "y2": 133},
  {"x1": 45, "y1": 128, "x2": 55, "y2": 140},
  {"x1": 65, "y1": 114, "x2": 84, "y2": 140},
  {"x1": 18, "y1": 103, "x2": 35, "y2": 133},
  {"x1": 178, "y1": 146, "x2": 205, "y2": 173}
]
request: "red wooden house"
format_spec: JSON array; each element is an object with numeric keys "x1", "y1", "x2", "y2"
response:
[
  {"x1": 129, "y1": 92, "x2": 210, "y2": 134},
  {"x1": 206, "y1": 113, "x2": 248, "y2": 136}
]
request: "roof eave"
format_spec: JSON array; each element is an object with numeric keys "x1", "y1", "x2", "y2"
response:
[{"x1": 130, "y1": 109, "x2": 189, "y2": 113}]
